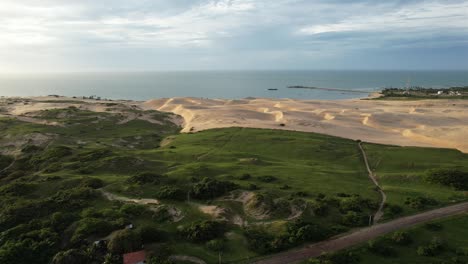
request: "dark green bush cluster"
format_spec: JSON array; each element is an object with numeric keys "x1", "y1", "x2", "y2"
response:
[
  {"x1": 417, "y1": 237, "x2": 444, "y2": 256},
  {"x1": 244, "y1": 221, "x2": 331, "y2": 254},
  {"x1": 180, "y1": 220, "x2": 227, "y2": 243},
  {"x1": 190, "y1": 177, "x2": 238, "y2": 200},
  {"x1": 257, "y1": 175, "x2": 277, "y2": 183},
  {"x1": 309, "y1": 251, "x2": 360, "y2": 264},
  {"x1": 404, "y1": 196, "x2": 437, "y2": 209},
  {"x1": 390, "y1": 231, "x2": 412, "y2": 245},
  {"x1": 368, "y1": 239, "x2": 397, "y2": 257},
  {"x1": 425, "y1": 169, "x2": 468, "y2": 190},
  {"x1": 127, "y1": 172, "x2": 163, "y2": 184},
  {"x1": 156, "y1": 186, "x2": 186, "y2": 200}
]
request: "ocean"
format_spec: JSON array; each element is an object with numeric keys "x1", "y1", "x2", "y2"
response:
[{"x1": 0, "y1": 70, "x2": 466, "y2": 100}]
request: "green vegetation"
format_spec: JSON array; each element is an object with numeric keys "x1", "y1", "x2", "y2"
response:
[
  {"x1": 0, "y1": 102, "x2": 466, "y2": 263},
  {"x1": 307, "y1": 214, "x2": 468, "y2": 264},
  {"x1": 375, "y1": 86, "x2": 468, "y2": 100}
]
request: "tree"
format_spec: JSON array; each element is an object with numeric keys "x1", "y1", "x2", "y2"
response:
[
  {"x1": 425, "y1": 169, "x2": 468, "y2": 190},
  {"x1": 390, "y1": 231, "x2": 412, "y2": 245},
  {"x1": 52, "y1": 249, "x2": 89, "y2": 264},
  {"x1": 107, "y1": 229, "x2": 142, "y2": 254}
]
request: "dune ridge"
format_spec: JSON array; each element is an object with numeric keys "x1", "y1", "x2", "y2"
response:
[{"x1": 143, "y1": 97, "x2": 468, "y2": 153}]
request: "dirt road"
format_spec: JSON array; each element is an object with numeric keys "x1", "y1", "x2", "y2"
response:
[
  {"x1": 253, "y1": 202, "x2": 468, "y2": 264},
  {"x1": 358, "y1": 142, "x2": 386, "y2": 223}
]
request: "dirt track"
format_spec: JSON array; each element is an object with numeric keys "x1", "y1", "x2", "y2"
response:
[
  {"x1": 253, "y1": 202, "x2": 468, "y2": 264},
  {"x1": 358, "y1": 142, "x2": 386, "y2": 223}
]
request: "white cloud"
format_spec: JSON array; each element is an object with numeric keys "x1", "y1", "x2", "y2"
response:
[{"x1": 298, "y1": 1, "x2": 468, "y2": 35}]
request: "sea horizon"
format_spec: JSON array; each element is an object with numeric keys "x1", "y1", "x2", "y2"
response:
[{"x1": 1, "y1": 70, "x2": 467, "y2": 101}]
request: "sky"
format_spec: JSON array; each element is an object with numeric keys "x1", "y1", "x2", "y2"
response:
[{"x1": 0, "y1": 0, "x2": 467, "y2": 72}]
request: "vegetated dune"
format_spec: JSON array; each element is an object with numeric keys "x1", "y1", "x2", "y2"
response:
[
  {"x1": 2, "y1": 96, "x2": 467, "y2": 153},
  {"x1": 143, "y1": 97, "x2": 468, "y2": 153}
]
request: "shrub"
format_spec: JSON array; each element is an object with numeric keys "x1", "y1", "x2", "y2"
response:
[
  {"x1": 316, "y1": 251, "x2": 360, "y2": 264},
  {"x1": 79, "y1": 177, "x2": 104, "y2": 189},
  {"x1": 156, "y1": 186, "x2": 185, "y2": 200},
  {"x1": 239, "y1": 173, "x2": 251, "y2": 180},
  {"x1": 425, "y1": 169, "x2": 468, "y2": 190},
  {"x1": 107, "y1": 229, "x2": 142, "y2": 254},
  {"x1": 206, "y1": 239, "x2": 226, "y2": 251},
  {"x1": 404, "y1": 196, "x2": 437, "y2": 209},
  {"x1": 0, "y1": 182, "x2": 37, "y2": 196},
  {"x1": 138, "y1": 225, "x2": 163, "y2": 244},
  {"x1": 385, "y1": 204, "x2": 403, "y2": 217},
  {"x1": 368, "y1": 239, "x2": 397, "y2": 257},
  {"x1": 244, "y1": 227, "x2": 275, "y2": 254},
  {"x1": 390, "y1": 231, "x2": 412, "y2": 245},
  {"x1": 180, "y1": 221, "x2": 226, "y2": 243},
  {"x1": 190, "y1": 178, "x2": 238, "y2": 200},
  {"x1": 120, "y1": 204, "x2": 148, "y2": 217},
  {"x1": 73, "y1": 218, "x2": 116, "y2": 239},
  {"x1": 257, "y1": 176, "x2": 277, "y2": 183},
  {"x1": 424, "y1": 222, "x2": 443, "y2": 231},
  {"x1": 416, "y1": 237, "x2": 444, "y2": 256},
  {"x1": 52, "y1": 249, "x2": 89, "y2": 264},
  {"x1": 342, "y1": 211, "x2": 367, "y2": 227},
  {"x1": 127, "y1": 172, "x2": 163, "y2": 185}
]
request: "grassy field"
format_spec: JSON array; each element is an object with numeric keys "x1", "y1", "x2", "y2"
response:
[
  {"x1": 308, "y1": 213, "x2": 468, "y2": 264},
  {"x1": 0, "y1": 104, "x2": 467, "y2": 264}
]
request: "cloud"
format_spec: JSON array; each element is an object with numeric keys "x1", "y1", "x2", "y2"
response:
[{"x1": 0, "y1": 0, "x2": 467, "y2": 71}]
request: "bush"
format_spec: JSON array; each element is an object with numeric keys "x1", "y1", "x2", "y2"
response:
[
  {"x1": 244, "y1": 227, "x2": 275, "y2": 254},
  {"x1": 385, "y1": 204, "x2": 403, "y2": 217},
  {"x1": 79, "y1": 177, "x2": 104, "y2": 189},
  {"x1": 404, "y1": 196, "x2": 437, "y2": 209},
  {"x1": 107, "y1": 229, "x2": 142, "y2": 254},
  {"x1": 119, "y1": 204, "x2": 148, "y2": 217},
  {"x1": 315, "y1": 251, "x2": 360, "y2": 264},
  {"x1": 257, "y1": 176, "x2": 277, "y2": 183},
  {"x1": 156, "y1": 186, "x2": 185, "y2": 200},
  {"x1": 390, "y1": 231, "x2": 412, "y2": 245},
  {"x1": 73, "y1": 218, "x2": 116, "y2": 239},
  {"x1": 416, "y1": 237, "x2": 444, "y2": 256},
  {"x1": 425, "y1": 169, "x2": 468, "y2": 190},
  {"x1": 341, "y1": 211, "x2": 367, "y2": 227},
  {"x1": 424, "y1": 222, "x2": 443, "y2": 231},
  {"x1": 368, "y1": 239, "x2": 397, "y2": 257},
  {"x1": 52, "y1": 249, "x2": 89, "y2": 264},
  {"x1": 0, "y1": 182, "x2": 37, "y2": 196},
  {"x1": 137, "y1": 225, "x2": 163, "y2": 244},
  {"x1": 239, "y1": 173, "x2": 251, "y2": 180},
  {"x1": 180, "y1": 221, "x2": 226, "y2": 243},
  {"x1": 206, "y1": 239, "x2": 226, "y2": 251},
  {"x1": 190, "y1": 178, "x2": 238, "y2": 200},
  {"x1": 127, "y1": 172, "x2": 163, "y2": 185}
]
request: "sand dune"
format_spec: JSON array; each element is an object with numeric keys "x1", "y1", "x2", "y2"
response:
[
  {"x1": 2, "y1": 96, "x2": 467, "y2": 153},
  {"x1": 143, "y1": 97, "x2": 468, "y2": 153}
]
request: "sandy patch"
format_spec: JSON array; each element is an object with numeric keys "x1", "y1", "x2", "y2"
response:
[{"x1": 144, "y1": 97, "x2": 468, "y2": 153}]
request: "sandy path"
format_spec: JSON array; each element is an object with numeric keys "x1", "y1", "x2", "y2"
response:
[
  {"x1": 358, "y1": 142, "x2": 386, "y2": 223},
  {"x1": 253, "y1": 202, "x2": 468, "y2": 264},
  {"x1": 99, "y1": 189, "x2": 160, "y2": 205}
]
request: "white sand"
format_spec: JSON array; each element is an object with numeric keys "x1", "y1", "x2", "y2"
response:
[
  {"x1": 142, "y1": 97, "x2": 468, "y2": 153},
  {"x1": 2, "y1": 96, "x2": 467, "y2": 153}
]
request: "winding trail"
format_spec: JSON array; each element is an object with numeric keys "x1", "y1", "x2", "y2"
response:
[
  {"x1": 358, "y1": 141, "x2": 386, "y2": 223},
  {"x1": 0, "y1": 158, "x2": 17, "y2": 175},
  {"x1": 253, "y1": 202, "x2": 468, "y2": 264}
]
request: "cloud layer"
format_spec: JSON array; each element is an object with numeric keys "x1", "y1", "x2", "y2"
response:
[{"x1": 0, "y1": 0, "x2": 467, "y2": 71}]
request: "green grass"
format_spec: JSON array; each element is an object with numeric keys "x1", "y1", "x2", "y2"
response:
[
  {"x1": 1, "y1": 106, "x2": 467, "y2": 264},
  {"x1": 339, "y1": 213, "x2": 468, "y2": 264}
]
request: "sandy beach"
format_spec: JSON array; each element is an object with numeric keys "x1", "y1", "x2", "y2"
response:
[{"x1": 1, "y1": 96, "x2": 467, "y2": 153}]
